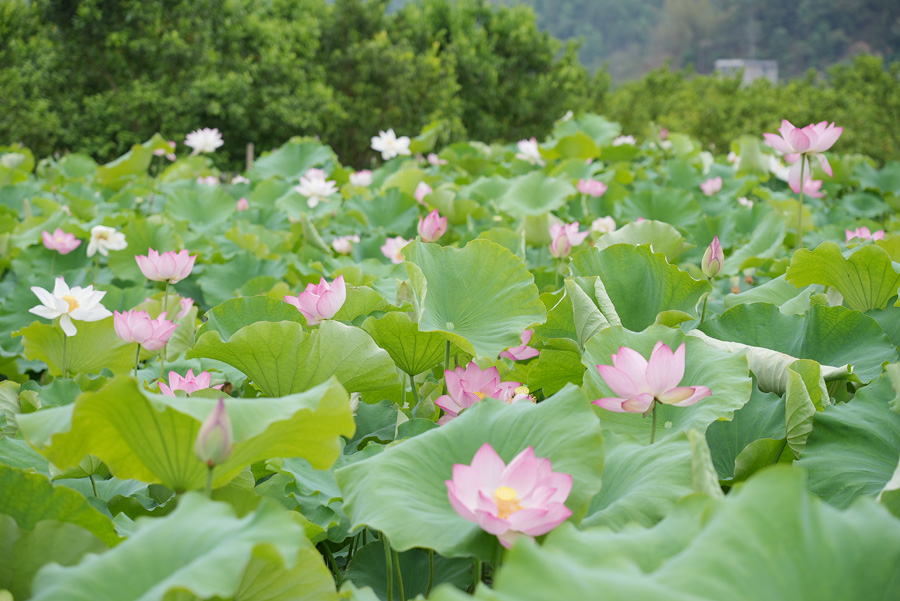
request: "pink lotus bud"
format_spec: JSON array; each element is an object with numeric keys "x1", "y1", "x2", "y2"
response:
[
  {"x1": 283, "y1": 275, "x2": 346, "y2": 326},
  {"x1": 197, "y1": 175, "x2": 219, "y2": 186},
  {"x1": 700, "y1": 177, "x2": 723, "y2": 196},
  {"x1": 414, "y1": 182, "x2": 433, "y2": 204},
  {"x1": 194, "y1": 398, "x2": 233, "y2": 467},
  {"x1": 236, "y1": 197, "x2": 249, "y2": 211},
  {"x1": 702, "y1": 236, "x2": 724, "y2": 278},
  {"x1": 42, "y1": 228, "x2": 82, "y2": 255},
  {"x1": 417, "y1": 209, "x2": 448, "y2": 242},
  {"x1": 549, "y1": 222, "x2": 589, "y2": 259},
  {"x1": 135, "y1": 248, "x2": 197, "y2": 284},
  {"x1": 577, "y1": 179, "x2": 608, "y2": 197},
  {"x1": 113, "y1": 309, "x2": 178, "y2": 351},
  {"x1": 159, "y1": 369, "x2": 223, "y2": 396},
  {"x1": 659, "y1": 128, "x2": 669, "y2": 141}
]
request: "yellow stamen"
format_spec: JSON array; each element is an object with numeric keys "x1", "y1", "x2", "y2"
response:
[
  {"x1": 515, "y1": 385, "x2": 530, "y2": 396},
  {"x1": 473, "y1": 391, "x2": 485, "y2": 399},
  {"x1": 61, "y1": 294, "x2": 79, "y2": 312},
  {"x1": 494, "y1": 486, "x2": 522, "y2": 519}
]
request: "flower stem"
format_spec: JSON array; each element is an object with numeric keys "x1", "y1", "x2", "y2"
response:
[
  {"x1": 50, "y1": 254, "x2": 56, "y2": 278},
  {"x1": 409, "y1": 372, "x2": 419, "y2": 405},
  {"x1": 650, "y1": 401, "x2": 658, "y2": 445},
  {"x1": 797, "y1": 158, "x2": 806, "y2": 250},
  {"x1": 160, "y1": 281, "x2": 169, "y2": 380},
  {"x1": 699, "y1": 291, "x2": 709, "y2": 327},
  {"x1": 205, "y1": 465, "x2": 214, "y2": 498},
  {"x1": 133, "y1": 344, "x2": 142, "y2": 380},
  {"x1": 392, "y1": 548, "x2": 405, "y2": 601},
  {"x1": 319, "y1": 542, "x2": 343, "y2": 588},
  {"x1": 89, "y1": 474, "x2": 98, "y2": 498},
  {"x1": 425, "y1": 549, "x2": 435, "y2": 597},
  {"x1": 92, "y1": 255, "x2": 100, "y2": 285},
  {"x1": 470, "y1": 558, "x2": 482, "y2": 593},
  {"x1": 443, "y1": 340, "x2": 451, "y2": 395},
  {"x1": 61, "y1": 331, "x2": 68, "y2": 379},
  {"x1": 162, "y1": 281, "x2": 170, "y2": 316},
  {"x1": 554, "y1": 259, "x2": 561, "y2": 289},
  {"x1": 383, "y1": 534, "x2": 394, "y2": 601}
]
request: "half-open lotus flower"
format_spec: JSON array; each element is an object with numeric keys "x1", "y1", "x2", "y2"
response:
[
  {"x1": 113, "y1": 310, "x2": 178, "y2": 351},
  {"x1": 763, "y1": 119, "x2": 842, "y2": 193},
  {"x1": 29, "y1": 276, "x2": 112, "y2": 337},
  {"x1": 577, "y1": 179, "x2": 607, "y2": 197},
  {"x1": 436, "y1": 362, "x2": 526, "y2": 424},
  {"x1": 283, "y1": 275, "x2": 346, "y2": 326},
  {"x1": 159, "y1": 369, "x2": 223, "y2": 397},
  {"x1": 135, "y1": 248, "x2": 197, "y2": 284},
  {"x1": 294, "y1": 174, "x2": 338, "y2": 208},
  {"x1": 86, "y1": 225, "x2": 127, "y2": 258},
  {"x1": 594, "y1": 342, "x2": 711, "y2": 413},
  {"x1": 700, "y1": 176, "x2": 722, "y2": 196},
  {"x1": 417, "y1": 209, "x2": 447, "y2": 242},
  {"x1": 42, "y1": 228, "x2": 82, "y2": 255},
  {"x1": 446, "y1": 443, "x2": 572, "y2": 548},
  {"x1": 381, "y1": 236, "x2": 410, "y2": 264},
  {"x1": 549, "y1": 222, "x2": 589, "y2": 259},
  {"x1": 846, "y1": 227, "x2": 885, "y2": 242},
  {"x1": 500, "y1": 330, "x2": 540, "y2": 361}
]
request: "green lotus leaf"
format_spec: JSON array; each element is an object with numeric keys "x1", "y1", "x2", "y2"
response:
[
  {"x1": 30, "y1": 494, "x2": 337, "y2": 601},
  {"x1": 93, "y1": 134, "x2": 169, "y2": 190},
  {"x1": 583, "y1": 325, "x2": 752, "y2": 443},
  {"x1": 723, "y1": 212, "x2": 786, "y2": 275},
  {"x1": 564, "y1": 276, "x2": 620, "y2": 348},
  {"x1": 403, "y1": 240, "x2": 546, "y2": 359},
  {"x1": 497, "y1": 172, "x2": 576, "y2": 217},
  {"x1": 335, "y1": 386, "x2": 604, "y2": 561},
  {"x1": 198, "y1": 251, "x2": 288, "y2": 309},
  {"x1": 570, "y1": 245, "x2": 710, "y2": 331},
  {"x1": 17, "y1": 376, "x2": 354, "y2": 491},
  {"x1": 345, "y1": 543, "x2": 471, "y2": 601},
  {"x1": 785, "y1": 241, "x2": 900, "y2": 312},
  {"x1": 361, "y1": 312, "x2": 447, "y2": 376},
  {"x1": 15, "y1": 317, "x2": 137, "y2": 377},
  {"x1": 248, "y1": 138, "x2": 336, "y2": 181},
  {"x1": 724, "y1": 275, "x2": 817, "y2": 315},
  {"x1": 526, "y1": 337, "x2": 583, "y2": 396},
  {"x1": 795, "y1": 375, "x2": 900, "y2": 509},
  {"x1": 189, "y1": 319, "x2": 400, "y2": 401},
  {"x1": 699, "y1": 302, "x2": 895, "y2": 384},
  {"x1": 593, "y1": 220, "x2": 693, "y2": 263},
  {"x1": 198, "y1": 296, "x2": 304, "y2": 340},
  {"x1": 618, "y1": 189, "x2": 704, "y2": 228}
]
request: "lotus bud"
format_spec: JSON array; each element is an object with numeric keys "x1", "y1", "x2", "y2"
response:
[
  {"x1": 194, "y1": 398, "x2": 234, "y2": 467},
  {"x1": 702, "y1": 236, "x2": 724, "y2": 278}
]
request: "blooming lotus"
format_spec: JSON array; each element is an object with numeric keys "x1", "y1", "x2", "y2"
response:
[
  {"x1": 414, "y1": 181, "x2": 433, "y2": 204},
  {"x1": 29, "y1": 277, "x2": 112, "y2": 337},
  {"x1": 159, "y1": 369, "x2": 223, "y2": 397},
  {"x1": 417, "y1": 209, "x2": 447, "y2": 242},
  {"x1": 801, "y1": 178, "x2": 824, "y2": 198},
  {"x1": 846, "y1": 227, "x2": 885, "y2": 242},
  {"x1": 763, "y1": 120, "x2": 842, "y2": 193},
  {"x1": 381, "y1": 236, "x2": 410, "y2": 264},
  {"x1": 371, "y1": 129, "x2": 411, "y2": 161},
  {"x1": 86, "y1": 225, "x2": 127, "y2": 258},
  {"x1": 700, "y1": 177, "x2": 723, "y2": 196},
  {"x1": 113, "y1": 310, "x2": 178, "y2": 351},
  {"x1": 195, "y1": 399, "x2": 233, "y2": 468},
  {"x1": 176, "y1": 297, "x2": 194, "y2": 319},
  {"x1": 738, "y1": 197, "x2": 754, "y2": 208},
  {"x1": 236, "y1": 197, "x2": 249, "y2": 212},
  {"x1": 577, "y1": 179, "x2": 607, "y2": 197},
  {"x1": 515, "y1": 138, "x2": 545, "y2": 166},
  {"x1": 197, "y1": 175, "x2": 219, "y2": 186},
  {"x1": 294, "y1": 174, "x2": 338, "y2": 208},
  {"x1": 591, "y1": 216, "x2": 616, "y2": 234},
  {"x1": 549, "y1": 222, "x2": 589, "y2": 259},
  {"x1": 284, "y1": 275, "x2": 346, "y2": 326},
  {"x1": 231, "y1": 175, "x2": 250, "y2": 185},
  {"x1": 185, "y1": 128, "x2": 224, "y2": 155},
  {"x1": 701, "y1": 236, "x2": 724, "y2": 278},
  {"x1": 446, "y1": 443, "x2": 572, "y2": 548},
  {"x1": 349, "y1": 170, "x2": 373, "y2": 187},
  {"x1": 42, "y1": 228, "x2": 81, "y2": 255},
  {"x1": 612, "y1": 135, "x2": 636, "y2": 146},
  {"x1": 436, "y1": 362, "x2": 526, "y2": 425},
  {"x1": 500, "y1": 330, "x2": 540, "y2": 361},
  {"x1": 332, "y1": 235, "x2": 360, "y2": 255},
  {"x1": 304, "y1": 168, "x2": 327, "y2": 181},
  {"x1": 594, "y1": 342, "x2": 711, "y2": 414},
  {"x1": 135, "y1": 248, "x2": 197, "y2": 284},
  {"x1": 427, "y1": 153, "x2": 448, "y2": 166}
]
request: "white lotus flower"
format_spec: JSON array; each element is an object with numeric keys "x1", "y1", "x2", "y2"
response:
[
  {"x1": 86, "y1": 225, "x2": 127, "y2": 258},
  {"x1": 612, "y1": 135, "x2": 636, "y2": 147},
  {"x1": 294, "y1": 175, "x2": 338, "y2": 208},
  {"x1": 29, "y1": 277, "x2": 112, "y2": 336},
  {"x1": 185, "y1": 128, "x2": 224, "y2": 155},
  {"x1": 515, "y1": 138, "x2": 545, "y2": 166},
  {"x1": 371, "y1": 129, "x2": 411, "y2": 161}
]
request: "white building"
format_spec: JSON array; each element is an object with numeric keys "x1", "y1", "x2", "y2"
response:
[{"x1": 714, "y1": 59, "x2": 779, "y2": 85}]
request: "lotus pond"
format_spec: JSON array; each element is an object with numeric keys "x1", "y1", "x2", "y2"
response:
[{"x1": 0, "y1": 114, "x2": 899, "y2": 600}]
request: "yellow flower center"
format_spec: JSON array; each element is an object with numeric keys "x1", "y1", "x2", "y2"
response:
[
  {"x1": 494, "y1": 486, "x2": 522, "y2": 519},
  {"x1": 473, "y1": 391, "x2": 485, "y2": 399},
  {"x1": 515, "y1": 385, "x2": 530, "y2": 396},
  {"x1": 61, "y1": 295, "x2": 79, "y2": 312}
]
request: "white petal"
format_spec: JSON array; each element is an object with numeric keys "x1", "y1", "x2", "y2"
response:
[{"x1": 59, "y1": 314, "x2": 77, "y2": 337}]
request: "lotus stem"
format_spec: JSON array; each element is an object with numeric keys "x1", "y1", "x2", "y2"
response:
[
  {"x1": 650, "y1": 401, "x2": 658, "y2": 445},
  {"x1": 319, "y1": 542, "x2": 343, "y2": 588},
  {"x1": 470, "y1": 558, "x2": 482, "y2": 593},
  {"x1": 92, "y1": 255, "x2": 100, "y2": 285},
  {"x1": 134, "y1": 344, "x2": 142, "y2": 380},
  {"x1": 61, "y1": 330, "x2": 68, "y2": 379},
  {"x1": 205, "y1": 465, "x2": 214, "y2": 498},
  {"x1": 699, "y1": 291, "x2": 709, "y2": 327},
  {"x1": 443, "y1": 340, "x2": 451, "y2": 395},
  {"x1": 426, "y1": 549, "x2": 435, "y2": 597},
  {"x1": 494, "y1": 543, "x2": 503, "y2": 574},
  {"x1": 50, "y1": 254, "x2": 56, "y2": 278},
  {"x1": 409, "y1": 372, "x2": 419, "y2": 405},
  {"x1": 383, "y1": 533, "x2": 394, "y2": 601},
  {"x1": 162, "y1": 280, "x2": 169, "y2": 316},
  {"x1": 797, "y1": 157, "x2": 806, "y2": 250},
  {"x1": 89, "y1": 474, "x2": 98, "y2": 498},
  {"x1": 393, "y1": 548, "x2": 405, "y2": 601}
]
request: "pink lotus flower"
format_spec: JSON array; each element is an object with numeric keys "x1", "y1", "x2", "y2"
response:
[
  {"x1": 135, "y1": 249, "x2": 197, "y2": 284},
  {"x1": 701, "y1": 236, "x2": 724, "y2": 278},
  {"x1": 349, "y1": 170, "x2": 373, "y2": 187},
  {"x1": 231, "y1": 175, "x2": 250, "y2": 185},
  {"x1": 801, "y1": 178, "x2": 824, "y2": 198},
  {"x1": 113, "y1": 310, "x2": 178, "y2": 351},
  {"x1": 159, "y1": 369, "x2": 223, "y2": 396},
  {"x1": 236, "y1": 198, "x2": 249, "y2": 211},
  {"x1": 283, "y1": 275, "x2": 346, "y2": 325},
  {"x1": 194, "y1": 398, "x2": 233, "y2": 467},
  {"x1": 737, "y1": 197, "x2": 754, "y2": 208},
  {"x1": 577, "y1": 179, "x2": 607, "y2": 197},
  {"x1": 594, "y1": 342, "x2": 711, "y2": 413},
  {"x1": 414, "y1": 182, "x2": 433, "y2": 204},
  {"x1": 417, "y1": 209, "x2": 447, "y2": 242},
  {"x1": 42, "y1": 228, "x2": 82, "y2": 255},
  {"x1": 700, "y1": 177, "x2": 722, "y2": 196},
  {"x1": 305, "y1": 168, "x2": 327, "y2": 181},
  {"x1": 500, "y1": 330, "x2": 540, "y2": 361},
  {"x1": 176, "y1": 297, "x2": 194, "y2": 319},
  {"x1": 332, "y1": 235, "x2": 360, "y2": 255},
  {"x1": 197, "y1": 176, "x2": 219, "y2": 186},
  {"x1": 445, "y1": 443, "x2": 572, "y2": 548},
  {"x1": 436, "y1": 363, "x2": 526, "y2": 424},
  {"x1": 549, "y1": 222, "x2": 589, "y2": 259},
  {"x1": 427, "y1": 153, "x2": 448, "y2": 166},
  {"x1": 846, "y1": 227, "x2": 885, "y2": 242},
  {"x1": 591, "y1": 216, "x2": 616, "y2": 234},
  {"x1": 381, "y1": 236, "x2": 410, "y2": 264},
  {"x1": 763, "y1": 120, "x2": 842, "y2": 193}
]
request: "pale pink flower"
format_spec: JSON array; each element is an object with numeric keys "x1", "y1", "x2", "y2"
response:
[
  {"x1": 113, "y1": 309, "x2": 178, "y2": 351},
  {"x1": 549, "y1": 222, "x2": 589, "y2": 259},
  {"x1": 194, "y1": 399, "x2": 233, "y2": 467},
  {"x1": 159, "y1": 369, "x2": 223, "y2": 397},
  {"x1": 427, "y1": 153, "x2": 448, "y2": 166},
  {"x1": 659, "y1": 128, "x2": 669, "y2": 141},
  {"x1": 738, "y1": 197, "x2": 754, "y2": 208},
  {"x1": 294, "y1": 174, "x2": 338, "y2": 208},
  {"x1": 612, "y1": 135, "x2": 636, "y2": 146},
  {"x1": 176, "y1": 297, "x2": 194, "y2": 319},
  {"x1": 417, "y1": 209, "x2": 447, "y2": 242},
  {"x1": 371, "y1": 129, "x2": 411, "y2": 161},
  {"x1": 283, "y1": 275, "x2": 346, "y2": 326},
  {"x1": 577, "y1": 179, "x2": 607, "y2": 197},
  {"x1": 414, "y1": 181, "x2": 433, "y2": 204},
  {"x1": 236, "y1": 197, "x2": 249, "y2": 211},
  {"x1": 29, "y1": 277, "x2": 112, "y2": 337},
  {"x1": 349, "y1": 170, "x2": 373, "y2": 187},
  {"x1": 381, "y1": 236, "x2": 410, "y2": 264},
  {"x1": 846, "y1": 227, "x2": 885, "y2": 242},
  {"x1": 304, "y1": 168, "x2": 327, "y2": 181},
  {"x1": 185, "y1": 128, "x2": 224, "y2": 155},
  {"x1": 332, "y1": 235, "x2": 360, "y2": 255},
  {"x1": 515, "y1": 138, "x2": 545, "y2": 166},
  {"x1": 42, "y1": 228, "x2": 81, "y2": 255},
  {"x1": 700, "y1": 177, "x2": 723, "y2": 196},
  {"x1": 763, "y1": 120, "x2": 842, "y2": 193},
  {"x1": 591, "y1": 216, "x2": 616, "y2": 234},
  {"x1": 435, "y1": 362, "x2": 525, "y2": 425},
  {"x1": 231, "y1": 175, "x2": 250, "y2": 185},
  {"x1": 593, "y1": 342, "x2": 711, "y2": 413},
  {"x1": 801, "y1": 178, "x2": 824, "y2": 198},
  {"x1": 445, "y1": 443, "x2": 572, "y2": 548},
  {"x1": 500, "y1": 330, "x2": 540, "y2": 361},
  {"x1": 197, "y1": 176, "x2": 219, "y2": 186},
  {"x1": 701, "y1": 236, "x2": 724, "y2": 278},
  {"x1": 86, "y1": 225, "x2": 127, "y2": 258},
  {"x1": 135, "y1": 249, "x2": 197, "y2": 284}
]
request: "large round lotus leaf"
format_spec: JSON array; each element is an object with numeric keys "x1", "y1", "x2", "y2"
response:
[
  {"x1": 335, "y1": 386, "x2": 603, "y2": 561},
  {"x1": 30, "y1": 494, "x2": 337, "y2": 601},
  {"x1": 361, "y1": 312, "x2": 447, "y2": 376},
  {"x1": 403, "y1": 240, "x2": 546, "y2": 359},
  {"x1": 593, "y1": 220, "x2": 693, "y2": 263},
  {"x1": 699, "y1": 302, "x2": 897, "y2": 383},
  {"x1": 15, "y1": 317, "x2": 137, "y2": 377},
  {"x1": 17, "y1": 376, "x2": 354, "y2": 491},
  {"x1": 198, "y1": 296, "x2": 304, "y2": 340},
  {"x1": 785, "y1": 241, "x2": 900, "y2": 312},
  {"x1": 247, "y1": 138, "x2": 336, "y2": 181},
  {"x1": 497, "y1": 172, "x2": 575, "y2": 217},
  {"x1": 570, "y1": 245, "x2": 710, "y2": 332},
  {"x1": 583, "y1": 325, "x2": 752, "y2": 443},
  {"x1": 431, "y1": 468, "x2": 900, "y2": 601},
  {"x1": 795, "y1": 375, "x2": 900, "y2": 509}
]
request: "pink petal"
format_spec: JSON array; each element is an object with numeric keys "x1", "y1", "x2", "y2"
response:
[
  {"x1": 507, "y1": 503, "x2": 572, "y2": 536},
  {"x1": 816, "y1": 154, "x2": 833, "y2": 178},
  {"x1": 622, "y1": 393, "x2": 655, "y2": 413},
  {"x1": 665, "y1": 385, "x2": 712, "y2": 407},
  {"x1": 763, "y1": 132, "x2": 792, "y2": 154},
  {"x1": 646, "y1": 342, "x2": 685, "y2": 395},
  {"x1": 812, "y1": 125, "x2": 842, "y2": 152},
  {"x1": 591, "y1": 396, "x2": 628, "y2": 412},
  {"x1": 611, "y1": 347, "x2": 649, "y2": 383},
  {"x1": 499, "y1": 447, "x2": 540, "y2": 494},
  {"x1": 474, "y1": 508, "x2": 510, "y2": 536},
  {"x1": 469, "y1": 443, "x2": 506, "y2": 490},
  {"x1": 596, "y1": 364, "x2": 640, "y2": 399}
]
